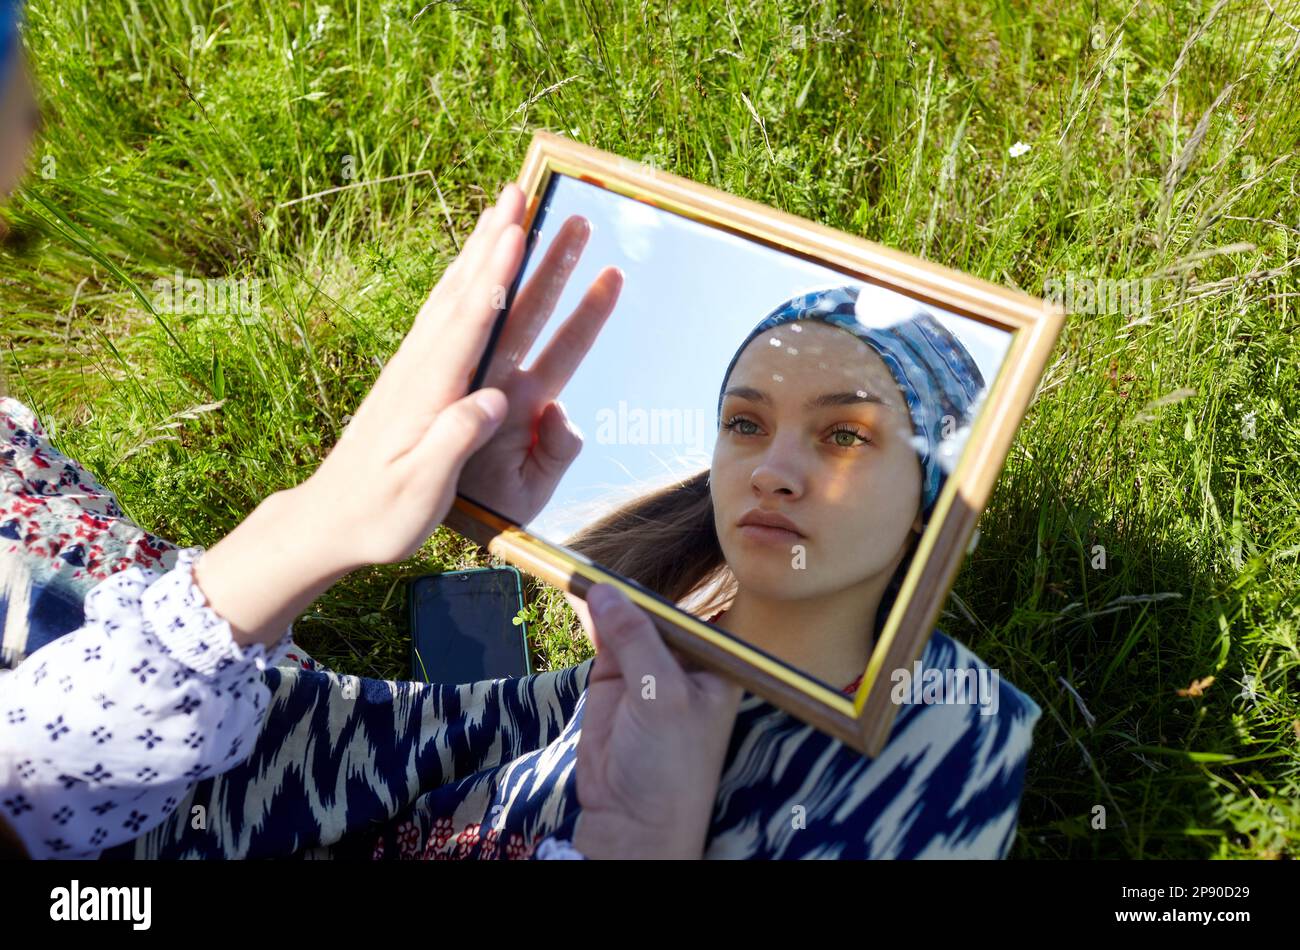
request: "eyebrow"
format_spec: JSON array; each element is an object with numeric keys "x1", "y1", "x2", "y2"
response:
[{"x1": 722, "y1": 385, "x2": 892, "y2": 412}]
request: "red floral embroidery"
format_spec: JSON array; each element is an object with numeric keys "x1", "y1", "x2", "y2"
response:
[
  {"x1": 419, "y1": 816, "x2": 455, "y2": 860},
  {"x1": 396, "y1": 820, "x2": 421, "y2": 858},
  {"x1": 1, "y1": 400, "x2": 179, "y2": 593},
  {"x1": 430, "y1": 817, "x2": 454, "y2": 849},
  {"x1": 455, "y1": 823, "x2": 481, "y2": 857},
  {"x1": 371, "y1": 836, "x2": 385, "y2": 861},
  {"x1": 481, "y1": 827, "x2": 501, "y2": 860},
  {"x1": 420, "y1": 831, "x2": 440, "y2": 860},
  {"x1": 79, "y1": 513, "x2": 112, "y2": 532},
  {"x1": 504, "y1": 833, "x2": 533, "y2": 861}
]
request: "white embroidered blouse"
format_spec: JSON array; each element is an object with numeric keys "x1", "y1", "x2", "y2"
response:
[{"x1": 0, "y1": 546, "x2": 292, "y2": 859}]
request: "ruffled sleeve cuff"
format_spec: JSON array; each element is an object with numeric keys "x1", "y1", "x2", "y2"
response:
[
  {"x1": 1, "y1": 546, "x2": 294, "y2": 859},
  {"x1": 534, "y1": 836, "x2": 588, "y2": 860},
  {"x1": 87, "y1": 545, "x2": 293, "y2": 683}
]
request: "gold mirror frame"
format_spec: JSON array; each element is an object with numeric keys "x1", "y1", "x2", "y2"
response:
[{"x1": 443, "y1": 130, "x2": 1064, "y2": 757}]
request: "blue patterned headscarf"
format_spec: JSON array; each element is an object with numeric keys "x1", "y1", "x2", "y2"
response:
[
  {"x1": 0, "y1": 1, "x2": 22, "y2": 79},
  {"x1": 715, "y1": 284, "x2": 987, "y2": 523}
]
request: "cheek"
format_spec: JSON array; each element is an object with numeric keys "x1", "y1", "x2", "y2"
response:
[
  {"x1": 897, "y1": 450, "x2": 925, "y2": 509},
  {"x1": 840, "y1": 450, "x2": 922, "y2": 532},
  {"x1": 709, "y1": 448, "x2": 740, "y2": 501}
]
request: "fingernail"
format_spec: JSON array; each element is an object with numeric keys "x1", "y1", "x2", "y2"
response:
[{"x1": 474, "y1": 390, "x2": 505, "y2": 423}]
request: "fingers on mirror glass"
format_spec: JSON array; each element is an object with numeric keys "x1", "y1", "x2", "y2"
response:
[
  {"x1": 527, "y1": 266, "x2": 624, "y2": 387},
  {"x1": 503, "y1": 215, "x2": 593, "y2": 347}
]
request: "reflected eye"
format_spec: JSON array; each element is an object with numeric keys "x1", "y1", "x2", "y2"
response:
[
  {"x1": 827, "y1": 424, "x2": 872, "y2": 448},
  {"x1": 722, "y1": 415, "x2": 872, "y2": 449},
  {"x1": 721, "y1": 414, "x2": 761, "y2": 436}
]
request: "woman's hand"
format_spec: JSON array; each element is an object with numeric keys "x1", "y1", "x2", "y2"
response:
[
  {"x1": 294, "y1": 184, "x2": 537, "y2": 570},
  {"x1": 195, "y1": 183, "x2": 593, "y2": 646},
  {"x1": 454, "y1": 203, "x2": 624, "y2": 525},
  {"x1": 572, "y1": 584, "x2": 742, "y2": 859}
]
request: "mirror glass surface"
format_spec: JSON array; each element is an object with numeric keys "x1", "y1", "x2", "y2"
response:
[{"x1": 464, "y1": 172, "x2": 1013, "y2": 694}]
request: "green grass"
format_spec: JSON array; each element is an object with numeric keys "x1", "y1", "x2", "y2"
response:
[{"x1": 2, "y1": 0, "x2": 1298, "y2": 859}]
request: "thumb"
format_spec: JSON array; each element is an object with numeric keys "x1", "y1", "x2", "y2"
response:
[
  {"x1": 414, "y1": 387, "x2": 507, "y2": 471},
  {"x1": 586, "y1": 584, "x2": 683, "y2": 702},
  {"x1": 533, "y1": 400, "x2": 583, "y2": 471}
]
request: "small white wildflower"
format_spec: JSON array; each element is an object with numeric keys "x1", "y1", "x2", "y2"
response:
[
  {"x1": 1009, "y1": 141, "x2": 1031, "y2": 158},
  {"x1": 1239, "y1": 673, "x2": 1260, "y2": 708},
  {"x1": 310, "y1": 5, "x2": 332, "y2": 43}
]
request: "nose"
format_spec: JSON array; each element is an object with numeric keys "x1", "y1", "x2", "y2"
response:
[{"x1": 749, "y1": 434, "x2": 806, "y2": 498}]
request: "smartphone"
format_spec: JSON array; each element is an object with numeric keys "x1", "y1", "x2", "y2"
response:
[{"x1": 407, "y1": 567, "x2": 533, "y2": 684}]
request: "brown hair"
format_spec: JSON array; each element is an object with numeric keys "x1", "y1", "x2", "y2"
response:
[
  {"x1": 561, "y1": 468, "x2": 922, "y2": 639},
  {"x1": 562, "y1": 469, "x2": 734, "y2": 620}
]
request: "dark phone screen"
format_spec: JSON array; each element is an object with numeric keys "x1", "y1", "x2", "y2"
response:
[{"x1": 409, "y1": 569, "x2": 530, "y2": 684}]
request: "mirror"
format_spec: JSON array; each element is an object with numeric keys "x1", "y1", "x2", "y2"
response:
[{"x1": 449, "y1": 132, "x2": 1063, "y2": 756}]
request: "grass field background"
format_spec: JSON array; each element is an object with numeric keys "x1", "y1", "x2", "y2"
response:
[{"x1": 2, "y1": 0, "x2": 1298, "y2": 858}]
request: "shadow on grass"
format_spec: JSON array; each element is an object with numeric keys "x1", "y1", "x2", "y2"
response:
[{"x1": 960, "y1": 451, "x2": 1264, "y2": 859}]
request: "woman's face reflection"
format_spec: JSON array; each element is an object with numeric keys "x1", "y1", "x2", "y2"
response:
[{"x1": 711, "y1": 321, "x2": 924, "y2": 604}]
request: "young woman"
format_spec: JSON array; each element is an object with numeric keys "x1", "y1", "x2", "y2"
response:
[
  {"x1": 556, "y1": 287, "x2": 1044, "y2": 858},
  {"x1": 566, "y1": 286, "x2": 988, "y2": 693},
  {"x1": 0, "y1": 4, "x2": 740, "y2": 861}
]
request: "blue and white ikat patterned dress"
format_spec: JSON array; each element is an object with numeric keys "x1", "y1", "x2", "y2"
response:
[
  {"x1": 1, "y1": 396, "x2": 1042, "y2": 860},
  {"x1": 95, "y1": 626, "x2": 1040, "y2": 861}
]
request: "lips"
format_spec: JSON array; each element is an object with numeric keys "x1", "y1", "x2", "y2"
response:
[{"x1": 737, "y1": 509, "x2": 805, "y2": 538}]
